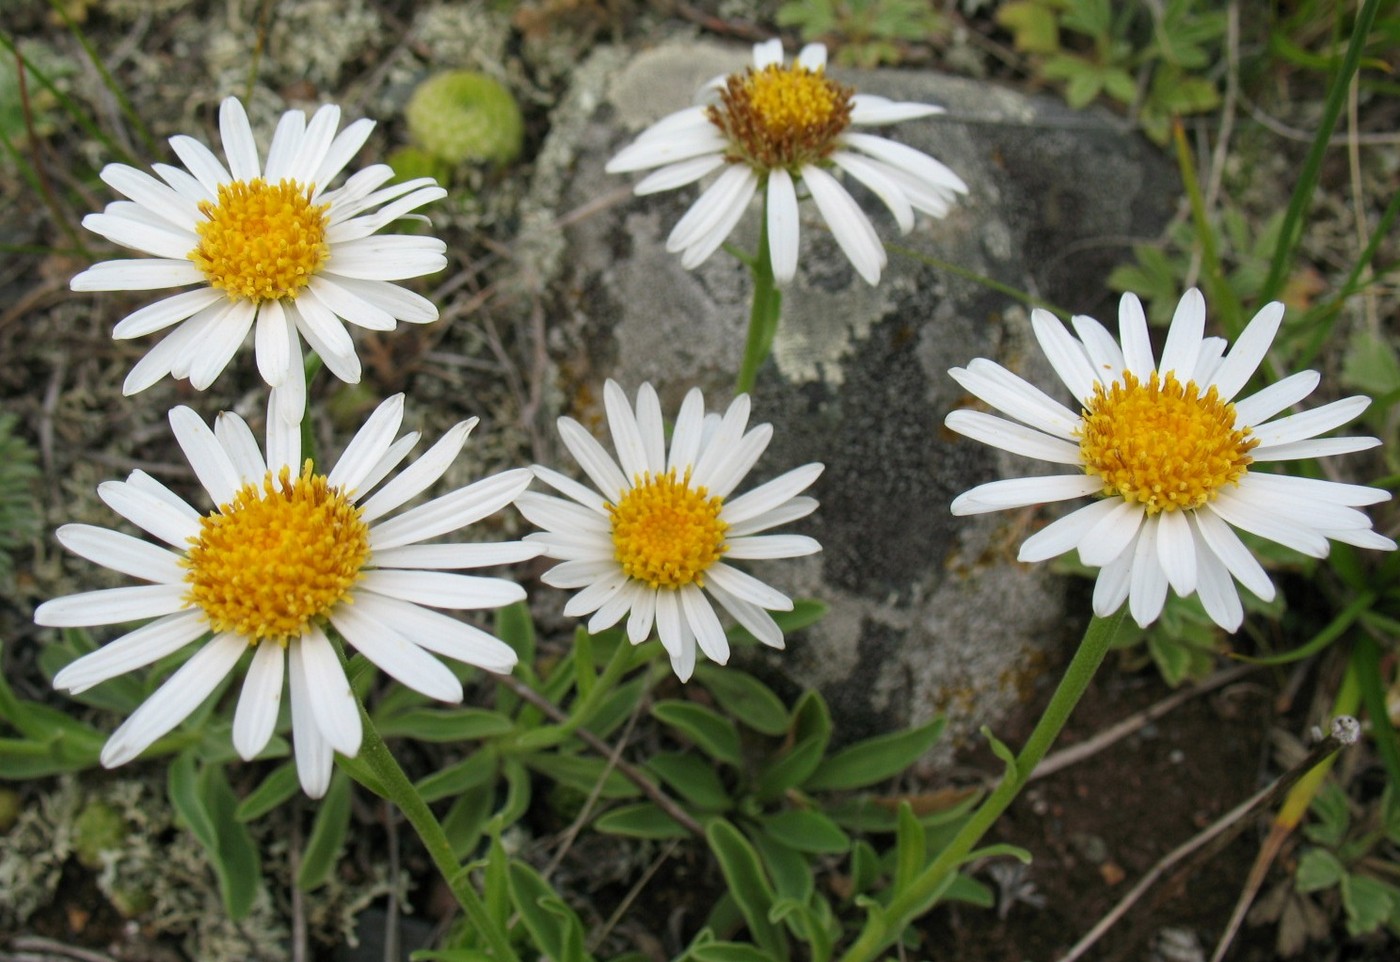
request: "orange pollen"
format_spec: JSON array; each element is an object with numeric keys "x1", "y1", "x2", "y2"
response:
[
  {"x1": 609, "y1": 468, "x2": 728, "y2": 589},
  {"x1": 706, "y1": 62, "x2": 853, "y2": 172},
  {"x1": 1077, "y1": 371, "x2": 1257, "y2": 515},
  {"x1": 183, "y1": 462, "x2": 369, "y2": 644},
  {"x1": 188, "y1": 178, "x2": 330, "y2": 303}
]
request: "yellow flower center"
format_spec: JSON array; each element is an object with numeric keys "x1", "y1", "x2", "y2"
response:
[
  {"x1": 188, "y1": 178, "x2": 330, "y2": 303},
  {"x1": 707, "y1": 62, "x2": 853, "y2": 172},
  {"x1": 609, "y1": 469, "x2": 728, "y2": 589},
  {"x1": 184, "y1": 462, "x2": 370, "y2": 643},
  {"x1": 1078, "y1": 371, "x2": 1257, "y2": 515}
]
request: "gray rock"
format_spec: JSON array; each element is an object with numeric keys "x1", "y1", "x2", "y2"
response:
[{"x1": 522, "y1": 40, "x2": 1176, "y2": 751}]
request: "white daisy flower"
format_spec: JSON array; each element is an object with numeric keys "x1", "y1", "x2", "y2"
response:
[
  {"x1": 605, "y1": 39, "x2": 967, "y2": 286},
  {"x1": 35, "y1": 393, "x2": 537, "y2": 797},
  {"x1": 945, "y1": 288, "x2": 1395, "y2": 632},
  {"x1": 516, "y1": 380, "x2": 823, "y2": 681},
  {"x1": 71, "y1": 96, "x2": 449, "y2": 422}
]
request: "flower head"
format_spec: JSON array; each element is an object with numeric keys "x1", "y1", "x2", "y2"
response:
[
  {"x1": 945, "y1": 289, "x2": 1395, "y2": 631},
  {"x1": 35, "y1": 394, "x2": 537, "y2": 797},
  {"x1": 606, "y1": 39, "x2": 967, "y2": 286},
  {"x1": 516, "y1": 381, "x2": 823, "y2": 681},
  {"x1": 72, "y1": 97, "x2": 449, "y2": 421}
]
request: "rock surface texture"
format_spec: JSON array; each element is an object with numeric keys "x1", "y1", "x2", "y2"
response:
[{"x1": 527, "y1": 40, "x2": 1178, "y2": 749}]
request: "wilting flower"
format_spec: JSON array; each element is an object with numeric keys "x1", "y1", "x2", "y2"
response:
[
  {"x1": 945, "y1": 289, "x2": 1394, "y2": 631},
  {"x1": 606, "y1": 39, "x2": 966, "y2": 286},
  {"x1": 35, "y1": 394, "x2": 535, "y2": 796},
  {"x1": 72, "y1": 97, "x2": 448, "y2": 421},
  {"x1": 516, "y1": 380, "x2": 823, "y2": 681}
]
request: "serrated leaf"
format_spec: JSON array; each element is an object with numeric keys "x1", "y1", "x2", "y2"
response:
[
  {"x1": 803, "y1": 717, "x2": 945, "y2": 791},
  {"x1": 995, "y1": 1, "x2": 1061, "y2": 54},
  {"x1": 695, "y1": 666, "x2": 789, "y2": 736},
  {"x1": 652, "y1": 701, "x2": 742, "y2": 766},
  {"x1": 297, "y1": 770, "x2": 350, "y2": 891},
  {"x1": 594, "y1": 802, "x2": 690, "y2": 839},
  {"x1": 706, "y1": 819, "x2": 788, "y2": 958},
  {"x1": 1341, "y1": 872, "x2": 1395, "y2": 936},
  {"x1": 1295, "y1": 848, "x2": 1345, "y2": 893}
]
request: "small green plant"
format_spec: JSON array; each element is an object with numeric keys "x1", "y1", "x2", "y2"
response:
[
  {"x1": 1289, "y1": 782, "x2": 1400, "y2": 942},
  {"x1": 405, "y1": 69, "x2": 525, "y2": 168},
  {"x1": 0, "y1": 414, "x2": 39, "y2": 587},
  {"x1": 996, "y1": 0, "x2": 1223, "y2": 142},
  {"x1": 776, "y1": 0, "x2": 946, "y2": 67}
]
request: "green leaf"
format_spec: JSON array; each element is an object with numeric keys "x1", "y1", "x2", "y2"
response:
[
  {"x1": 759, "y1": 809, "x2": 850, "y2": 855},
  {"x1": 752, "y1": 735, "x2": 825, "y2": 803},
  {"x1": 768, "y1": 896, "x2": 834, "y2": 962},
  {"x1": 1343, "y1": 330, "x2": 1400, "y2": 396},
  {"x1": 647, "y1": 752, "x2": 731, "y2": 810},
  {"x1": 694, "y1": 666, "x2": 789, "y2": 736},
  {"x1": 168, "y1": 754, "x2": 260, "y2": 919},
  {"x1": 652, "y1": 701, "x2": 742, "y2": 766},
  {"x1": 770, "y1": 600, "x2": 828, "y2": 636},
  {"x1": 749, "y1": 829, "x2": 814, "y2": 902},
  {"x1": 507, "y1": 860, "x2": 591, "y2": 962},
  {"x1": 495, "y1": 601, "x2": 536, "y2": 667},
  {"x1": 803, "y1": 717, "x2": 945, "y2": 791},
  {"x1": 849, "y1": 840, "x2": 881, "y2": 897},
  {"x1": 417, "y1": 750, "x2": 498, "y2": 803},
  {"x1": 1341, "y1": 872, "x2": 1396, "y2": 936},
  {"x1": 235, "y1": 762, "x2": 300, "y2": 822},
  {"x1": 376, "y1": 707, "x2": 514, "y2": 742},
  {"x1": 525, "y1": 753, "x2": 640, "y2": 799},
  {"x1": 594, "y1": 802, "x2": 689, "y2": 839},
  {"x1": 297, "y1": 770, "x2": 351, "y2": 891},
  {"x1": 943, "y1": 873, "x2": 995, "y2": 908},
  {"x1": 686, "y1": 943, "x2": 783, "y2": 962},
  {"x1": 1295, "y1": 848, "x2": 1345, "y2": 893},
  {"x1": 706, "y1": 819, "x2": 787, "y2": 958},
  {"x1": 443, "y1": 786, "x2": 494, "y2": 860},
  {"x1": 995, "y1": 1, "x2": 1061, "y2": 54},
  {"x1": 894, "y1": 801, "x2": 924, "y2": 890},
  {"x1": 1304, "y1": 781, "x2": 1352, "y2": 848}
]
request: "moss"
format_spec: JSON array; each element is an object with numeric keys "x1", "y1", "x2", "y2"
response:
[{"x1": 406, "y1": 70, "x2": 524, "y2": 167}]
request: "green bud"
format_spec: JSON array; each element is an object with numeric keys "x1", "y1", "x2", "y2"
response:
[{"x1": 406, "y1": 70, "x2": 524, "y2": 167}]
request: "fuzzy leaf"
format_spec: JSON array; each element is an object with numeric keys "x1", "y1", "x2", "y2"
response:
[
  {"x1": 803, "y1": 717, "x2": 945, "y2": 791},
  {"x1": 652, "y1": 701, "x2": 743, "y2": 766}
]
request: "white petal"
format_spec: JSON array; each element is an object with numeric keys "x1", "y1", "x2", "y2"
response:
[
  {"x1": 298, "y1": 627, "x2": 362, "y2": 757},
  {"x1": 531, "y1": 464, "x2": 609, "y2": 514},
  {"x1": 55, "y1": 523, "x2": 185, "y2": 584},
  {"x1": 1017, "y1": 498, "x2": 1121, "y2": 563},
  {"x1": 654, "y1": 589, "x2": 695, "y2": 682},
  {"x1": 1156, "y1": 288, "x2": 1207, "y2": 379},
  {"x1": 52, "y1": 610, "x2": 207, "y2": 693},
  {"x1": 604, "y1": 380, "x2": 649, "y2": 482},
  {"x1": 1192, "y1": 526, "x2": 1244, "y2": 632},
  {"x1": 1071, "y1": 313, "x2": 1126, "y2": 379},
  {"x1": 233, "y1": 642, "x2": 284, "y2": 760},
  {"x1": 355, "y1": 593, "x2": 517, "y2": 673},
  {"x1": 849, "y1": 93, "x2": 943, "y2": 124},
  {"x1": 667, "y1": 388, "x2": 707, "y2": 475},
  {"x1": 723, "y1": 534, "x2": 820, "y2": 559},
  {"x1": 1190, "y1": 507, "x2": 1276, "y2": 602},
  {"x1": 111, "y1": 288, "x2": 224, "y2": 340},
  {"x1": 705, "y1": 580, "x2": 784, "y2": 649},
  {"x1": 98, "y1": 474, "x2": 199, "y2": 547},
  {"x1": 1076, "y1": 498, "x2": 1146, "y2": 567},
  {"x1": 949, "y1": 475, "x2": 1102, "y2": 515},
  {"x1": 797, "y1": 43, "x2": 826, "y2": 69},
  {"x1": 261, "y1": 108, "x2": 306, "y2": 183},
  {"x1": 330, "y1": 605, "x2": 462, "y2": 703},
  {"x1": 369, "y1": 468, "x2": 533, "y2": 550},
  {"x1": 1031, "y1": 309, "x2": 1098, "y2": 402},
  {"x1": 559, "y1": 417, "x2": 629, "y2": 500},
  {"x1": 214, "y1": 411, "x2": 267, "y2": 482},
  {"x1": 680, "y1": 584, "x2": 729, "y2": 665},
  {"x1": 754, "y1": 38, "x2": 785, "y2": 68},
  {"x1": 288, "y1": 640, "x2": 334, "y2": 797},
  {"x1": 564, "y1": 568, "x2": 629, "y2": 618},
  {"x1": 72, "y1": 258, "x2": 205, "y2": 292},
  {"x1": 305, "y1": 275, "x2": 396, "y2": 331},
  {"x1": 1249, "y1": 396, "x2": 1371, "y2": 448},
  {"x1": 313, "y1": 117, "x2": 376, "y2": 189},
  {"x1": 254, "y1": 299, "x2": 291, "y2": 387},
  {"x1": 357, "y1": 418, "x2": 476, "y2": 521},
  {"x1": 705, "y1": 562, "x2": 792, "y2": 611},
  {"x1": 1154, "y1": 507, "x2": 1197, "y2": 596},
  {"x1": 606, "y1": 130, "x2": 726, "y2": 174},
  {"x1": 287, "y1": 103, "x2": 341, "y2": 185},
  {"x1": 372, "y1": 541, "x2": 542, "y2": 570},
  {"x1": 1092, "y1": 541, "x2": 1135, "y2": 617},
  {"x1": 1128, "y1": 519, "x2": 1168, "y2": 627},
  {"x1": 219, "y1": 97, "x2": 260, "y2": 181},
  {"x1": 1252, "y1": 436, "x2": 1380, "y2": 462},
  {"x1": 674, "y1": 167, "x2": 759, "y2": 268},
  {"x1": 99, "y1": 164, "x2": 201, "y2": 230},
  {"x1": 167, "y1": 134, "x2": 231, "y2": 193},
  {"x1": 1206, "y1": 491, "x2": 1329, "y2": 558},
  {"x1": 101, "y1": 632, "x2": 245, "y2": 768},
  {"x1": 722, "y1": 462, "x2": 823, "y2": 526},
  {"x1": 35, "y1": 583, "x2": 190, "y2": 627},
  {"x1": 1236, "y1": 471, "x2": 1389, "y2": 507},
  {"x1": 320, "y1": 275, "x2": 438, "y2": 324},
  {"x1": 326, "y1": 394, "x2": 405, "y2": 494},
  {"x1": 634, "y1": 155, "x2": 725, "y2": 195},
  {"x1": 81, "y1": 211, "x2": 198, "y2": 259},
  {"x1": 943, "y1": 410, "x2": 1082, "y2": 464},
  {"x1": 726, "y1": 496, "x2": 818, "y2": 537},
  {"x1": 765, "y1": 168, "x2": 801, "y2": 285},
  {"x1": 802, "y1": 164, "x2": 885, "y2": 285},
  {"x1": 704, "y1": 424, "x2": 773, "y2": 500},
  {"x1": 627, "y1": 585, "x2": 657, "y2": 644},
  {"x1": 840, "y1": 131, "x2": 969, "y2": 194},
  {"x1": 169, "y1": 406, "x2": 241, "y2": 506},
  {"x1": 589, "y1": 580, "x2": 643, "y2": 635},
  {"x1": 1232, "y1": 370, "x2": 1320, "y2": 427},
  {"x1": 691, "y1": 394, "x2": 751, "y2": 490},
  {"x1": 1210, "y1": 301, "x2": 1285, "y2": 401},
  {"x1": 830, "y1": 151, "x2": 914, "y2": 233},
  {"x1": 950, "y1": 359, "x2": 1082, "y2": 439},
  {"x1": 544, "y1": 558, "x2": 623, "y2": 590},
  {"x1": 515, "y1": 491, "x2": 611, "y2": 536},
  {"x1": 359, "y1": 570, "x2": 525, "y2": 610},
  {"x1": 1116, "y1": 294, "x2": 1155, "y2": 376}
]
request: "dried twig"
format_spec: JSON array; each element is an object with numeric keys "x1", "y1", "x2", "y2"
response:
[{"x1": 1056, "y1": 717, "x2": 1360, "y2": 962}]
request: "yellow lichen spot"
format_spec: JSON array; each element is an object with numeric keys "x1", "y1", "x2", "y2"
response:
[
  {"x1": 708, "y1": 63, "x2": 853, "y2": 172},
  {"x1": 1078, "y1": 371, "x2": 1257, "y2": 515},
  {"x1": 189, "y1": 178, "x2": 330, "y2": 302},
  {"x1": 609, "y1": 469, "x2": 727, "y2": 589},
  {"x1": 184, "y1": 462, "x2": 369, "y2": 643}
]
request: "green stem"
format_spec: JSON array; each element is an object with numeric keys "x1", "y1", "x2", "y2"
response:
[
  {"x1": 838, "y1": 608, "x2": 1128, "y2": 962},
  {"x1": 348, "y1": 699, "x2": 520, "y2": 962},
  {"x1": 735, "y1": 199, "x2": 782, "y2": 396}
]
